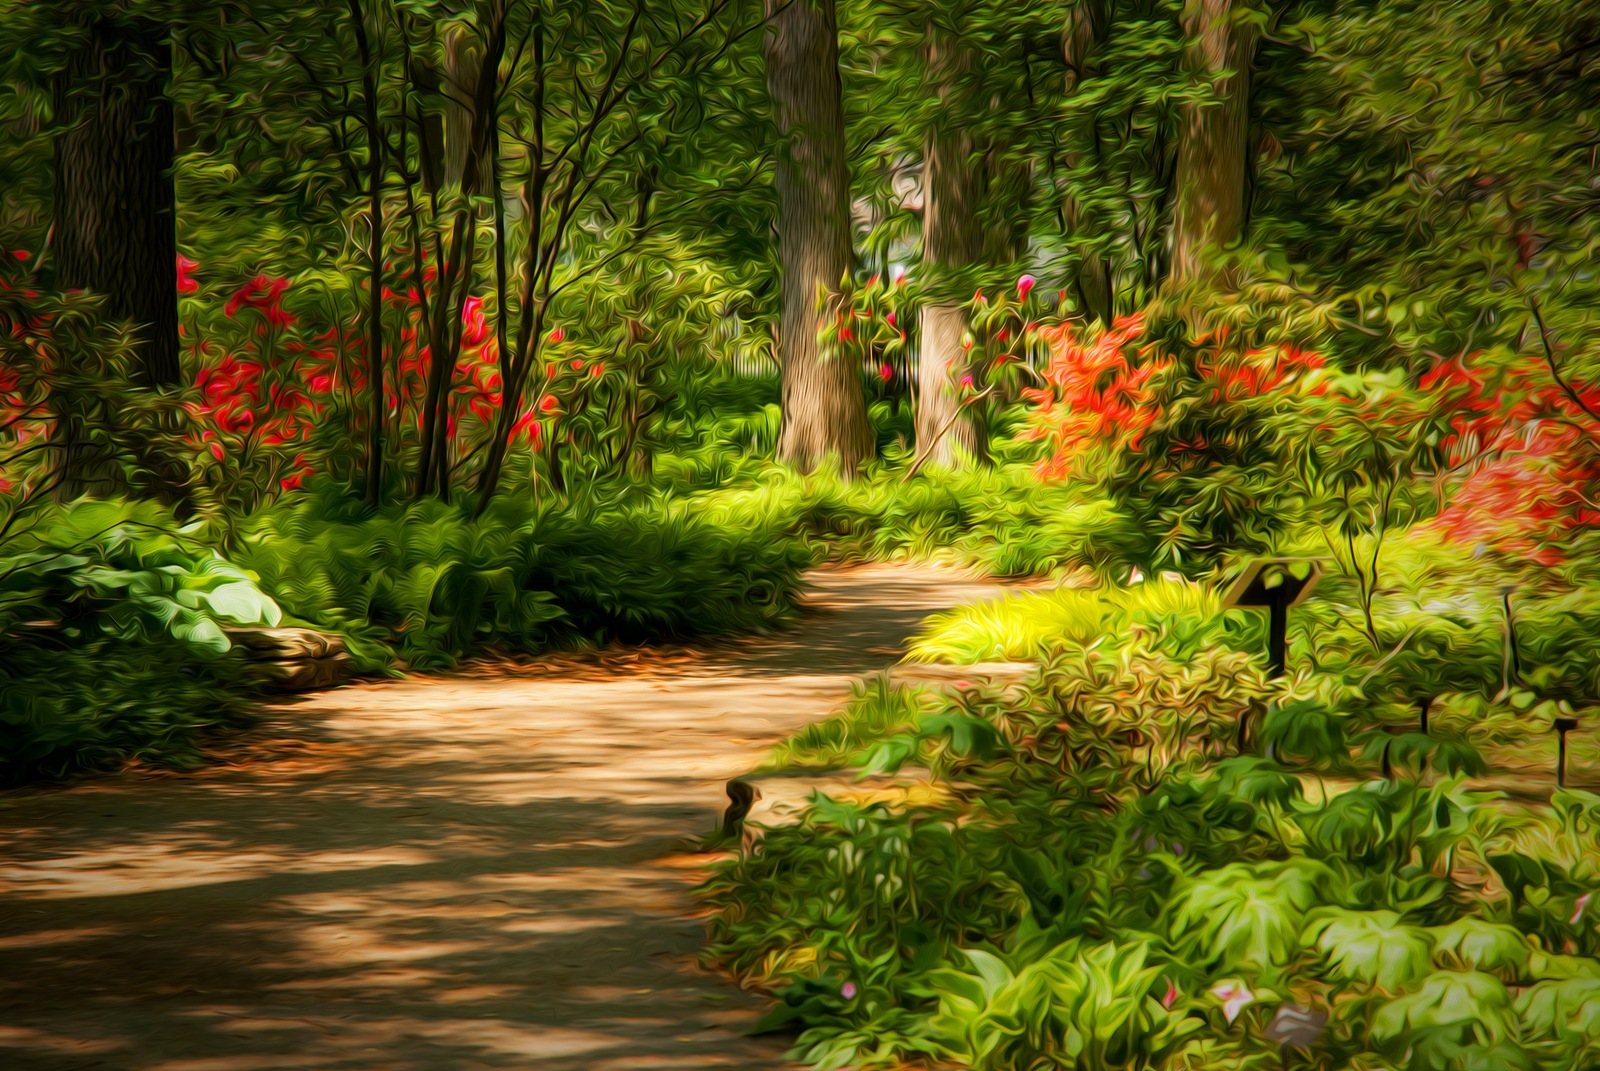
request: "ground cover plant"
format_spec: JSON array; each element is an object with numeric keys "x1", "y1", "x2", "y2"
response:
[{"x1": 706, "y1": 598, "x2": 1600, "y2": 1070}]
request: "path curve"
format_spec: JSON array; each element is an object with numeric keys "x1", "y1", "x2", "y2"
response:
[{"x1": 0, "y1": 563, "x2": 1011, "y2": 1071}]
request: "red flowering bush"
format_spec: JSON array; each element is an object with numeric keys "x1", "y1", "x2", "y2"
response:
[
  {"x1": 1417, "y1": 352, "x2": 1600, "y2": 567},
  {"x1": 1022, "y1": 314, "x2": 1328, "y2": 569}
]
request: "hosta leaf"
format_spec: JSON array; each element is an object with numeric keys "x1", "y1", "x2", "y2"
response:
[
  {"x1": 1371, "y1": 971, "x2": 1517, "y2": 1043},
  {"x1": 1168, "y1": 859, "x2": 1331, "y2": 971},
  {"x1": 1429, "y1": 919, "x2": 1532, "y2": 980},
  {"x1": 199, "y1": 580, "x2": 283, "y2": 626},
  {"x1": 1304, "y1": 908, "x2": 1434, "y2": 990},
  {"x1": 1515, "y1": 977, "x2": 1600, "y2": 1042}
]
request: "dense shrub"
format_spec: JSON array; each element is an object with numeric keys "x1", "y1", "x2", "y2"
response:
[
  {"x1": 0, "y1": 499, "x2": 281, "y2": 783},
  {"x1": 232, "y1": 490, "x2": 818, "y2": 669}
]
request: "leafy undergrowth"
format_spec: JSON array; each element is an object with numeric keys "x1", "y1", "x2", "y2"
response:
[
  {"x1": 232, "y1": 490, "x2": 818, "y2": 670},
  {"x1": 704, "y1": 592, "x2": 1600, "y2": 1070},
  {"x1": 700, "y1": 463, "x2": 1119, "y2": 581},
  {"x1": 905, "y1": 577, "x2": 1238, "y2": 665},
  {"x1": 0, "y1": 500, "x2": 282, "y2": 785}
]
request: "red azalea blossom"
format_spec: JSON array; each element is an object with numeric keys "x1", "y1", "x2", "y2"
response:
[
  {"x1": 1017, "y1": 274, "x2": 1036, "y2": 302},
  {"x1": 176, "y1": 254, "x2": 199, "y2": 294},
  {"x1": 549, "y1": 326, "x2": 565, "y2": 343},
  {"x1": 879, "y1": 363, "x2": 893, "y2": 382},
  {"x1": 539, "y1": 395, "x2": 558, "y2": 411},
  {"x1": 224, "y1": 274, "x2": 294, "y2": 327}
]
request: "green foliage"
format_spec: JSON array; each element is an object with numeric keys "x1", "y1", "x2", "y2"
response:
[
  {"x1": 905, "y1": 577, "x2": 1247, "y2": 664},
  {"x1": 232, "y1": 489, "x2": 816, "y2": 669},
  {"x1": 710, "y1": 608, "x2": 1600, "y2": 1070},
  {"x1": 0, "y1": 501, "x2": 270, "y2": 783},
  {"x1": 0, "y1": 499, "x2": 282, "y2": 652},
  {"x1": 922, "y1": 941, "x2": 1198, "y2": 1071},
  {"x1": 763, "y1": 675, "x2": 941, "y2": 772},
  {"x1": 0, "y1": 638, "x2": 254, "y2": 786}
]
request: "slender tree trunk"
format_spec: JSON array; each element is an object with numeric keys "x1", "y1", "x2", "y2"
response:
[
  {"x1": 349, "y1": 0, "x2": 386, "y2": 507},
  {"x1": 915, "y1": 26, "x2": 985, "y2": 469},
  {"x1": 763, "y1": 0, "x2": 870, "y2": 474},
  {"x1": 917, "y1": 133, "x2": 983, "y2": 467},
  {"x1": 1166, "y1": 0, "x2": 1259, "y2": 291},
  {"x1": 414, "y1": 4, "x2": 505, "y2": 500},
  {"x1": 52, "y1": 16, "x2": 179, "y2": 388},
  {"x1": 1062, "y1": 0, "x2": 1114, "y2": 323}
]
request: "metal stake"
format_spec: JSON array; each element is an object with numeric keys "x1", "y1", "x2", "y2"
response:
[{"x1": 1554, "y1": 717, "x2": 1578, "y2": 788}]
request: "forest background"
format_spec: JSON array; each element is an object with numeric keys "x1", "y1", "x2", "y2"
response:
[{"x1": 5, "y1": 2, "x2": 1600, "y2": 1067}]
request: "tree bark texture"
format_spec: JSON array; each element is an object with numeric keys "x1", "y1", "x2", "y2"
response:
[
  {"x1": 52, "y1": 16, "x2": 179, "y2": 387},
  {"x1": 764, "y1": 0, "x2": 871, "y2": 474},
  {"x1": 348, "y1": 0, "x2": 386, "y2": 507},
  {"x1": 1062, "y1": 0, "x2": 1115, "y2": 324},
  {"x1": 1167, "y1": 0, "x2": 1259, "y2": 291},
  {"x1": 915, "y1": 27, "x2": 985, "y2": 469}
]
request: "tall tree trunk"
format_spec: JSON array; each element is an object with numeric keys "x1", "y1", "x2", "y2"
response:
[
  {"x1": 52, "y1": 16, "x2": 179, "y2": 387},
  {"x1": 1062, "y1": 0, "x2": 1114, "y2": 324},
  {"x1": 763, "y1": 0, "x2": 871, "y2": 474},
  {"x1": 349, "y1": 0, "x2": 386, "y2": 507},
  {"x1": 1166, "y1": 0, "x2": 1259, "y2": 291},
  {"x1": 917, "y1": 124, "x2": 983, "y2": 469},
  {"x1": 915, "y1": 24, "x2": 990, "y2": 470}
]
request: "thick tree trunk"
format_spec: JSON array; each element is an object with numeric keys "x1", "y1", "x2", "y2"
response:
[
  {"x1": 1166, "y1": 0, "x2": 1259, "y2": 291},
  {"x1": 763, "y1": 0, "x2": 871, "y2": 474},
  {"x1": 917, "y1": 113, "x2": 984, "y2": 469},
  {"x1": 52, "y1": 16, "x2": 179, "y2": 387}
]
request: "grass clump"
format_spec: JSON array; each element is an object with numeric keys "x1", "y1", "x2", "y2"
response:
[{"x1": 905, "y1": 577, "x2": 1242, "y2": 664}]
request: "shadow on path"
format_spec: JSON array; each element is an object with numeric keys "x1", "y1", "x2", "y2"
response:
[{"x1": 0, "y1": 563, "x2": 1011, "y2": 1071}]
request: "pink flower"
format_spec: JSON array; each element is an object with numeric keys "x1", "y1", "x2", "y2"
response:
[
  {"x1": 886, "y1": 311, "x2": 896, "y2": 327},
  {"x1": 1210, "y1": 982, "x2": 1254, "y2": 1024},
  {"x1": 1162, "y1": 978, "x2": 1180, "y2": 1010},
  {"x1": 879, "y1": 363, "x2": 893, "y2": 382},
  {"x1": 1017, "y1": 274, "x2": 1036, "y2": 302},
  {"x1": 549, "y1": 326, "x2": 565, "y2": 343},
  {"x1": 974, "y1": 288, "x2": 987, "y2": 304},
  {"x1": 209, "y1": 442, "x2": 225, "y2": 461},
  {"x1": 1572, "y1": 893, "x2": 1592, "y2": 925},
  {"x1": 176, "y1": 254, "x2": 199, "y2": 294},
  {"x1": 841, "y1": 982, "x2": 857, "y2": 999},
  {"x1": 960, "y1": 374, "x2": 974, "y2": 389}
]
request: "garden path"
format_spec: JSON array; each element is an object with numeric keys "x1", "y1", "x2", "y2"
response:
[{"x1": 0, "y1": 562, "x2": 1012, "y2": 1071}]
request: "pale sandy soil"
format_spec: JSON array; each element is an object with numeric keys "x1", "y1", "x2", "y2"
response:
[{"x1": 0, "y1": 563, "x2": 1011, "y2": 1071}]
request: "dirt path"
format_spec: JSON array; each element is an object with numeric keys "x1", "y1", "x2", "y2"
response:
[{"x1": 0, "y1": 563, "x2": 1011, "y2": 1071}]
